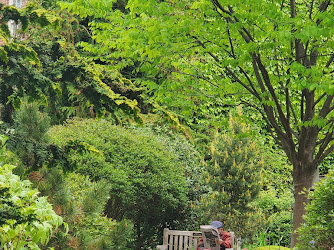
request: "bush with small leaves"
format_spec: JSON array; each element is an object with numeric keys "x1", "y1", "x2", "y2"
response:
[
  {"x1": 48, "y1": 118, "x2": 198, "y2": 249},
  {"x1": 296, "y1": 168, "x2": 334, "y2": 249}
]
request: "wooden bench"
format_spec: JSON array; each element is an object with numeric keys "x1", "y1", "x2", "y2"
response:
[
  {"x1": 156, "y1": 228, "x2": 202, "y2": 250},
  {"x1": 156, "y1": 228, "x2": 240, "y2": 250}
]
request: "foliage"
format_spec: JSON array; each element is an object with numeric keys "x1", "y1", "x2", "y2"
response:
[
  {"x1": 251, "y1": 189, "x2": 292, "y2": 247},
  {"x1": 59, "y1": 0, "x2": 334, "y2": 246},
  {"x1": 26, "y1": 1, "x2": 151, "y2": 125},
  {"x1": 0, "y1": 3, "x2": 61, "y2": 123},
  {"x1": 0, "y1": 135, "x2": 64, "y2": 249},
  {"x1": 29, "y1": 169, "x2": 134, "y2": 249},
  {"x1": 318, "y1": 152, "x2": 334, "y2": 175},
  {"x1": 251, "y1": 140, "x2": 293, "y2": 247},
  {"x1": 146, "y1": 122, "x2": 208, "y2": 231},
  {"x1": 6, "y1": 103, "x2": 52, "y2": 171},
  {"x1": 296, "y1": 168, "x2": 334, "y2": 250},
  {"x1": 1, "y1": 2, "x2": 142, "y2": 125},
  {"x1": 198, "y1": 112, "x2": 263, "y2": 238},
  {"x1": 245, "y1": 230, "x2": 290, "y2": 249},
  {"x1": 48, "y1": 118, "x2": 200, "y2": 249},
  {"x1": 255, "y1": 247, "x2": 290, "y2": 250},
  {"x1": 42, "y1": 43, "x2": 140, "y2": 123}
]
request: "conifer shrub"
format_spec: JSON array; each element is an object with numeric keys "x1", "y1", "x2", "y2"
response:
[
  {"x1": 0, "y1": 135, "x2": 64, "y2": 249},
  {"x1": 7, "y1": 102, "x2": 52, "y2": 171},
  {"x1": 200, "y1": 113, "x2": 263, "y2": 238},
  {"x1": 30, "y1": 170, "x2": 133, "y2": 250}
]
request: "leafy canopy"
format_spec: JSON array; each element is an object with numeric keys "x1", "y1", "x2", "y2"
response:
[{"x1": 59, "y1": 0, "x2": 334, "y2": 163}]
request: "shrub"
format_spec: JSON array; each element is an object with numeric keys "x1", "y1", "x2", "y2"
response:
[
  {"x1": 6, "y1": 102, "x2": 52, "y2": 171},
  {"x1": 0, "y1": 134, "x2": 64, "y2": 249},
  {"x1": 199, "y1": 114, "x2": 263, "y2": 238},
  {"x1": 296, "y1": 168, "x2": 334, "y2": 249},
  {"x1": 0, "y1": 165, "x2": 64, "y2": 249},
  {"x1": 48, "y1": 118, "x2": 197, "y2": 249},
  {"x1": 251, "y1": 188, "x2": 293, "y2": 247},
  {"x1": 29, "y1": 168, "x2": 134, "y2": 249}
]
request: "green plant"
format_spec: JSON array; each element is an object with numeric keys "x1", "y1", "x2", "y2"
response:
[
  {"x1": 0, "y1": 3, "x2": 61, "y2": 123},
  {"x1": 48, "y1": 118, "x2": 197, "y2": 249},
  {"x1": 0, "y1": 135, "x2": 64, "y2": 249},
  {"x1": 29, "y1": 168, "x2": 134, "y2": 249},
  {"x1": 296, "y1": 168, "x2": 334, "y2": 250},
  {"x1": 318, "y1": 153, "x2": 334, "y2": 175},
  {"x1": 58, "y1": 1, "x2": 334, "y2": 246},
  {"x1": 6, "y1": 102, "x2": 51, "y2": 171},
  {"x1": 199, "y1": 113, "x2": 263, "y2": 238},
  {"x1": 251, "y1": 189, "x2": 292, "y2": 247}
]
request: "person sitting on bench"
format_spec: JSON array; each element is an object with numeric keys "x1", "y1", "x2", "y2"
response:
[{"x1": 197, "y1": 220, "x2": 232, "y2": 250}]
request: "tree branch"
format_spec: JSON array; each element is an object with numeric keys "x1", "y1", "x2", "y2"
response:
[
  {"x1": 237, "y1": 66, "x2": 260, "y2": 99},
  {"x1": 226, "y1": 21, "x2": 236, "y2": 58},
  {"x1": 325, "y1": 54, "x2": 334, "y2": 68},
  {"x1": 315, "y1": 140, "x2": 334, "y2": 166},
  {"x1": 240, "y1": 99, "x2": 281, "y2": 145},
  {"x1": 191, "y1": 35, "x2": 220, "y2": 62},
  {"x1": 309, "y1": 0, "x2": 315, "y2": 19},
  {"x1": 253, "y1": 53, "x2": 292, "y2": 133},
  {"x1": 313, "y1": 93, "x2": 326, "y2": 108},
  {"x1": 315, "y1": 127, "x2": 333, "y2": 159},
  {"x1": 290, "y1": 0, "x2": 296, "y2": 18},
  {"x1": 224, "y1": 66, "x2": 259, "y2": 98},
  {"x1": 211, "y1": 0, "x2": 232, "y2": 16},
  {"x1": 318, "y1": 95, "x2": 334, "y2": 118}
]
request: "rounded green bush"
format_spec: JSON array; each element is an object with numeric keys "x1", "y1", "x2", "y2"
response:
[{"x1": 48, "y1": 118, "x2": 198, "y2": 249}]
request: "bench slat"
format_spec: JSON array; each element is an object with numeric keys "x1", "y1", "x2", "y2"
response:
[
  {"x1": 168, "y1": 232, "x2": 174, "y2": 249},
  {"x1": 178, "y1": 235, "x2": 183, "y2": 249}
]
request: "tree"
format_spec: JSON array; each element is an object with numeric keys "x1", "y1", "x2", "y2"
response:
[
  {"x1": 59, "y1": 0, "x2": 334, "y2": 246},
  {"x1": 0, "y1": 2, "x2": 140, "y2": 125}
]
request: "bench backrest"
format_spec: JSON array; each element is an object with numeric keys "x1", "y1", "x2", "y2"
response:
[
  {"x1": 158, "y1": 228, "x2": 202, "y2": 250},
  {"x1": 157, "y1": 228, "x2": 237, "y2": 250}
]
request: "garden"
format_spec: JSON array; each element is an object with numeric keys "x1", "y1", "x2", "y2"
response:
[{"x1": 0, "y1": 0, "x2": 333, "y2": 249}]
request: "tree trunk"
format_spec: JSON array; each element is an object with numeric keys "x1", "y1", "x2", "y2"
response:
[
  {"x1": 0, "y1": 84, "x2": 14, "y2": 124},
  {"x1": 136, "y1": 221, "x2": 143, "y2": 250},
  {"x1": 291, "y1": 162, "x2": 318, "y2": 247}
]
